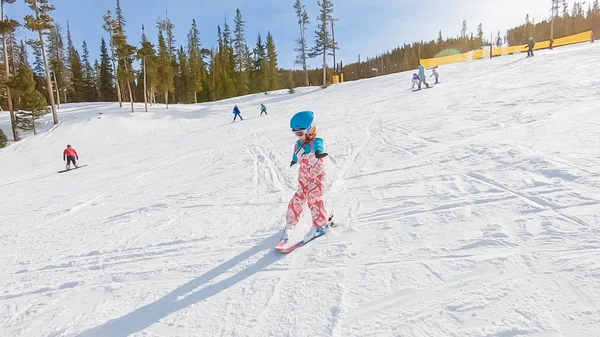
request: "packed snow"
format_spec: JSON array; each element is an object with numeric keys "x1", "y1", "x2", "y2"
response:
[{"x1": 1, "y1": 42, "x2": 600, "y2": 337}]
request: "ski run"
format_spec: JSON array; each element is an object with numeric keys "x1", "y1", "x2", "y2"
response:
[{"x1": 1, "y1": 42, "x2": 600, "y2": 337}]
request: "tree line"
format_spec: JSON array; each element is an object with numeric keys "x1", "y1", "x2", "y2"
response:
[
  {"x1": 1, "y1": 0, "x2": 598, "y2": 144},
  {"x1": 338, "y1": 0, "x2": 598, "y2": 82},
  {"x1": 0, "y1": 0, "x2": 340, "y2": 141}
]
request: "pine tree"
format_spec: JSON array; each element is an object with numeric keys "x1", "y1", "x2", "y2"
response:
[
  {"x1": 328, "y1": 4, "x2": 339, "y2": 75},
  {"x1": 98, "y1": 37, "x2": 114, "y2": 101},
  {"x1": 187, "y1": 19, "x2": 204, "y2": 103},
  {"x1": 155, "y1": 29, "x2": 174, "y2": 108},
  {"x1": 157, "y1": 14, "x2": 176, "y2": 103},
  {"x1": 252, "y1": 33, "x2": 267, "y2": 93},
  {"x1": 496, "y1": 30, "x2": 502, "y2": 47},
  {"x1": 93, "y1": 59, "x2": 101, "y2": 100},
  {"x1": 207, "y1": 46, "x2": 216, "y2": 101},
  {"x1": 47, "y1": 24, "x2": 66, "y2": 107},
  {"x1": 177, "y1": 46, "x2": 189, "y2": 103},
  {"x1": 594, "y1": 0, "x2": 599, "y2": 13},
  {"x1": 26, "y1": 38, "x2": 46, "y2": 97},
  {"x1": 23, "y1": 0, "x2": 57, "y2": 124},
  {"x1": 103, "y1": 10, "x2": 122, "y2": 107},
  {"x1": 233, "y1": 9, "x2": 249, "y2": 95},
  {"x1": 293, "y1": 0, "x2": 310, "y2": 86},
  {"x1": 137, "y1": 25, "x2": 156, "y2": 109},
  {"x1": 221, "y1": 19, "x2": 236, "y2": 98},
  {"x1": 562, "y1": 0, "x2": 569, "y2": 17},
  {"x1": 0, "y1": 0, "x2": 20, "y2": 140},
  {"x1": 66, "y1": 22, "x2": 84, "y2": 102},
  {"x1": 477, "y1": 23, "x2": 484, "y2": 43},
  {"x1": 0, "y1": 127, "x2": 7, "y2": 147},
  {"x1": 265, "y1": 31, "x2": 279, "y2": 91},
  {"x1": 110, "y1": 0, "x2": 136, "y2": 112},
  {"x1": 157, "y1": 12, "x2": 176, "y2": 56},
  {"x1": 213, "y1": 27, "x2": 223, "y2": 100},
  {"x1": 27, "y1": 39, "x2": 45, "y2": 77},
  {"x1": 81, "y1": 41, "x2": 96, "y2": 101},
  {"x1": 10, "y1": 61, "x2": 47, "y2": 134},
  {"x1": 4, "y1": 25, "x2": 19, "y2": 74},
  {"x1": 461, "y1": 20, "x2": 468, "y2": 38},
  {"x1": 309, "y1": 0, "x2": 335, "y2": 86}
]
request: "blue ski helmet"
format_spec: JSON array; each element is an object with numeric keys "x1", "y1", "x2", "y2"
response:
[{"x1": 290, "y1": 110, "x2": 315, "y2": 130}]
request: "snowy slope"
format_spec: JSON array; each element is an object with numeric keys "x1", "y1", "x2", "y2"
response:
[{"x1": 1, "y1": 42, "x2": 600, "y2": 337}]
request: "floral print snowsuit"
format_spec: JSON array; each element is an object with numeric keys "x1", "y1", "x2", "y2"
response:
[{"x1": 286, "y1": 138, "x2": 328, "y2": 228}]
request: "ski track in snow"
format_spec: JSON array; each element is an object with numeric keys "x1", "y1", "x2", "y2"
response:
[{"x1": 1, "y1": 43, "x2": 600, "y2": 337}]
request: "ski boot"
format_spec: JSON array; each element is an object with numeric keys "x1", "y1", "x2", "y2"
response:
[
  {"x1": 275, "y1": 224, "x2": 294, "y2": 250},
  {"x1": 300, "y1": 215, "x2": 335, "y2": 243}
]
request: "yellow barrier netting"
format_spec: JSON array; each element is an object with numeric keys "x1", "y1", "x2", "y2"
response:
[{"x1": 420, "y1": 30, "x2": 593, "y2": 68}]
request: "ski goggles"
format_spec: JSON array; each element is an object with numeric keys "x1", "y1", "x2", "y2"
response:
[
  {"x1": 292, "y1": 127, "x2": 315, "y2": 138},
  {"x1": 292, "y1": 129, "x2": 308, "y2": 137}
]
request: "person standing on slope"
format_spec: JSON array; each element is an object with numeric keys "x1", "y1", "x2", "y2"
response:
[
  {"x1": 430, "y1": 68, "x2": 440, "y2": 84},
  {"x1": 260, "y1": 103, "x2": 267, "y2": 115},
  {"x1": 276, "y1": 110, "x2": 330, "y2": 249},
  {"x1": 233, "y1": 105, "x2": 243, "y2": 122},
  {"x1": 411, "y1": 73, "x2": 419, "y2": 89},
  {"x1": 63, "y1": 144, "x2": 79, "y2": 170},
  {"x1": 418, "y1": 64, "x2": 430, "y2": 89},
  {"x1": 526, "y1": 37, "x2": 535, "y2": 57}
]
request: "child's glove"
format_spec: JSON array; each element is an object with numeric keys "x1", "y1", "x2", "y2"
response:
[{"x1": 315, "y1": 151, "x2": 328, "y2": 159}]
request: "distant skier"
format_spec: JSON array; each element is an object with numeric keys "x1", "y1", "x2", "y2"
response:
[
  {"x1": 411, "y1": 73, "x2": 419, "y2": 89},
  {"x1": 526, "y1": 37, "x2": 535, "y2": 57},
  {"x1": 260, "y1": 103, "x2": 267, "y2": 115},
  {"x1": 63, "y1": 144, "x2": 79, "y2": 170},
  {"x1": 232, "y1": 105, "x2": 243, "y2": 122},
  {"x1": 417, "y1": 64, "x2": 429, "y2": 89},
  {"x1": 430, "y1": 68, "x2": 439, "y2": 84},
  {"x1": 276, "y1": 110, "x2": 330, "y2": 249}
]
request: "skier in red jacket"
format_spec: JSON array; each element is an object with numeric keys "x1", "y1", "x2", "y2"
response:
[{"x1": 63, "y1": 144, "x2": 79, "y2": 170}]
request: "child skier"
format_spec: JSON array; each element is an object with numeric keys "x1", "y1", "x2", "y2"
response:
[
  {"x1": 260, "y1": 103, "x2": 267, "y2": 115},
  {"x1": 276, "y1": 110, "x2": 330, "y2": 249},
  {"x1": 430, "y1": 68, "x2": 439, "y2": 84},
  {"x1": 63, "y1": 144, "x2": 79, "y2": 170},
  {"x1": 233, "y1": 105, "x2": 243, "y2": 122},
  {"x1": 411, "y1": 73, "x2": 419, "y2": 89}
]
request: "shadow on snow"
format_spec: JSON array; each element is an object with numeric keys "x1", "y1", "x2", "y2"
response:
[{"x1": 75, "y1": 232, "x2": 283, "y2": 337}]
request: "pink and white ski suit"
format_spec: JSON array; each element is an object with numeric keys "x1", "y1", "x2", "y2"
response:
[{"x1": 286, "y1": 138, "x2": 328, "y2": 228}]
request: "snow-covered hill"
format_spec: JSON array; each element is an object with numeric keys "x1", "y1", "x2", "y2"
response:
[{"x1": 1, "y1": 42, "x2": 600, "y2": 337}]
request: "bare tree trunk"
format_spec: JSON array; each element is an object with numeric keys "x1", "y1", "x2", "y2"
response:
[
  {"x1": 50, "y1": 28, "x2": 62, "y2": 110},
  {"x1": 52, "y1": 70, "x2": 61, "y2": 109},
  {"x1": 322, "y1": 49, "x2": 327, "y2": 86},
  {"x1": 123, "y1": 59, "x2": 134, "y2": 112},
  {"x1": 1, "y1": 2, "x2": 18, "y2": 141},
  {"x1": 300, "y1": 24, "x2": 309, "y2": 87},
  {"x1": 143, "y1": 57, "x2": 148, "y2": 112},
  {"x1": 331, "y1": 21, "x2": 336, "y2": 75},
  {"x1": 8, "y1": 31, "x2": 15, "y2": 73},
  {"x1": 34, "y1": 0, "x2": 57, "y2": 124},
  {"x1": 108, "y1": 31, "x2": 122, "y2": 107},
  {"x1": 114, "y1": 72, "x2": 122, "y2": 106}
]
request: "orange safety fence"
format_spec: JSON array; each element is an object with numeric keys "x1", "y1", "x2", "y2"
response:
[{"x1": 420, "y1": 30, "x2": 593, "y2": 68}]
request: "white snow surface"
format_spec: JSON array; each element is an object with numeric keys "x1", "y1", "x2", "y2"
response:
[{"x1": 1, "y1": 43, "x2": 600, "y2": 337}]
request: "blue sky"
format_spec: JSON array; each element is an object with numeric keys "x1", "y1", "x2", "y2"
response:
[{"x1": 7, "y1": 0, "x2": 552, "y2": 69}]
